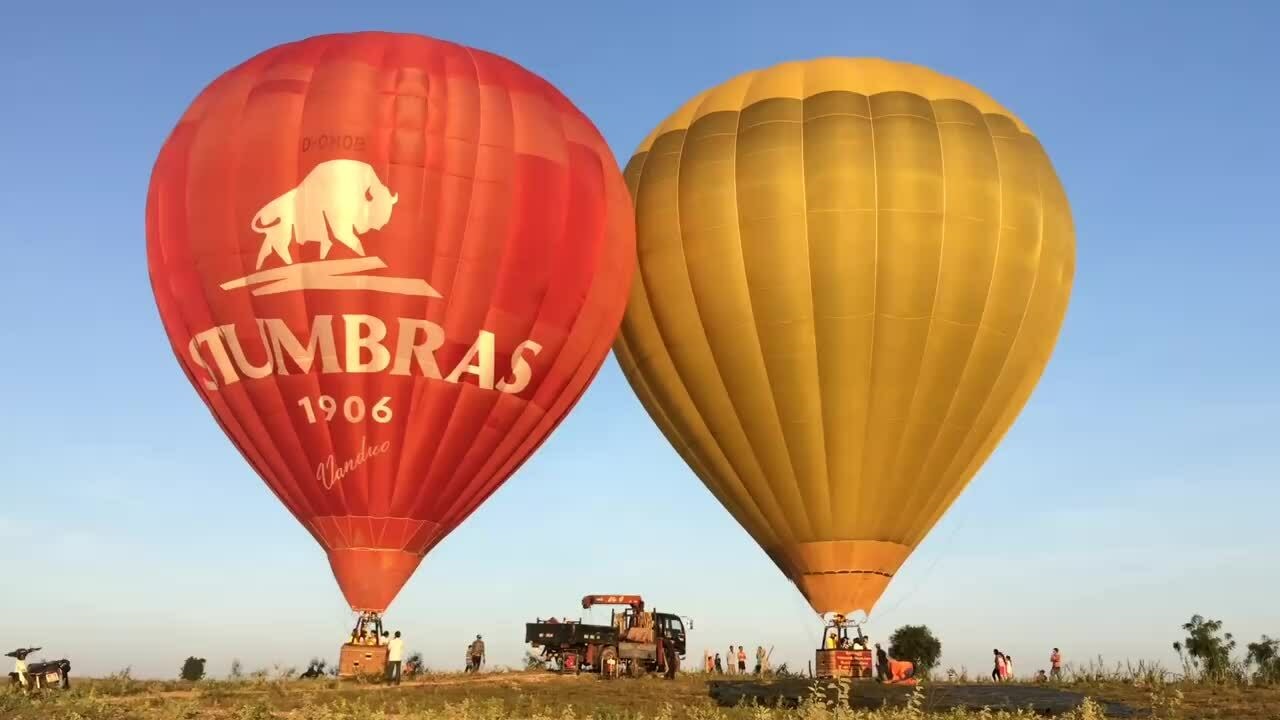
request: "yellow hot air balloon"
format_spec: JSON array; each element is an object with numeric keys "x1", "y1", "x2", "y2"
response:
[{"x1": 615, "y1": 58, "x2": 1075, "y2": 618}]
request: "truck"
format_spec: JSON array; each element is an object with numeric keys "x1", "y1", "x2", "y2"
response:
[{"x1": 525, "y1": 595, "x2": 689, "y2": 678}]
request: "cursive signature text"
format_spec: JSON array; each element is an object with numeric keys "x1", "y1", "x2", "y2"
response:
[{"x1": 317, "y1": 435, "x2": 391, "y2": 490}]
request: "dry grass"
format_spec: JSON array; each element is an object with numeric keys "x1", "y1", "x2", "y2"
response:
[{"x1": 4, "y1": 667, "x2": 1278, "y2": 720}]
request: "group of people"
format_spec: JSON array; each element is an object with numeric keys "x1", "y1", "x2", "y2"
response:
[
  {"x1": 823, "y1": 628, "x2": 869, "y2": 650},
  {"x1": 348, "y1": 629, "x2": 390, "y2": 646},
  {"x1": 991, "y1": 649, "x2": 1015, "y2": 680},
  {"x1": 345, "y1": 627, "x2": 484, "y2": 679},
  {"x1": 703, "y1": 645, "x2": 770, "y2": 675},
  {"x1": 698, "y1": 637, "x2": 913, "y2": 683},
  {"x1": 992, "y1": 647, "x2": 1063, "y2": 682}
]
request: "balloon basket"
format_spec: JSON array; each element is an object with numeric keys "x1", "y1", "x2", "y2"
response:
[
  {"x1": 338, "y1": 612, "x2": 389, "y2": 680},
  {"x1": 814, "y1": 649, "x2": 874, "y2": 680},
  {"x1": 338, "y1": 643, "x2": 389, "y2": 680}
]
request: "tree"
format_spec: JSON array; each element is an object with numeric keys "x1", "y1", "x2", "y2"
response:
[
  {"x1": 1246, "y1": 635, "x2": 1280, "y2": 684},
  {"x1": 888, "y1": 624, "x2": 942, "y2": 676},
  {"x1": 1172, "y1": 614, "x2": 1236, "y2": 680},
  {"x1": 180, "y1": 656, "x2": 207, "y2": 682}
]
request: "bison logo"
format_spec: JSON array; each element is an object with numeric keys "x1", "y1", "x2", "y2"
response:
[
  {"x1": 252, "y1": 159, "x2": 399, "y2": 269},
  {"x1": 219, "y1": 157, "x2": 438, "y2": 298}
]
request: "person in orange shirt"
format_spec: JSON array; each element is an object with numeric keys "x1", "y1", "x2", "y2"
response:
[{"x1": 1050, "y1": 648, "x2": 1062, "y2": 680}]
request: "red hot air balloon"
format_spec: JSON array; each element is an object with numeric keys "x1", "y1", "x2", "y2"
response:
[{"x1": 146, "y1": 32, "x2": 635, "y2": 613}]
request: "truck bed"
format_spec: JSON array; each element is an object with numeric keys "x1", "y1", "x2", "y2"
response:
[{"x1": 525, "y1": 621, "x2": 618, "y2": 647}]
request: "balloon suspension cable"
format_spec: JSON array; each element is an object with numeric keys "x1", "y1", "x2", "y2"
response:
[
  {"x1": 826, "y1": 611, "x2": 868, "y2": 630},
  {"x1": 350, "y1": 610, "x2": 385, "y2": 639},
  {"x1": 821, "y1": 613, "x2": 871, "y2": 650}
]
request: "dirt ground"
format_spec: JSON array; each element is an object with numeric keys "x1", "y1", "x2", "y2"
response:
[{"x1": 4, "y1": 670, "x2": 1279, "y2": 719}]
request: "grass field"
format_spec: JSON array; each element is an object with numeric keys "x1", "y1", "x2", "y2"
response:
[{"x1": 5, "y1": 668, "x2": 1280, "y2": 720}]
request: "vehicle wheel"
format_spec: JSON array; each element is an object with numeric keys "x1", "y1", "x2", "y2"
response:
[{"x1": 599, "y1": 647, "x2": 619, "y2": 679}]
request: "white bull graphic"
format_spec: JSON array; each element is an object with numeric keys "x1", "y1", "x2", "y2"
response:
[{"x1": 251, "y1": 159, "x2": 399, "y2": 269}]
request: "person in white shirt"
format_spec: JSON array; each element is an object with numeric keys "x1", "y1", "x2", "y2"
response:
[
  {"x1": 386, "y1": 631, "x2": 404, "y2": 685},
  {"x1": 13, "y1": 656, "x2": 28, "y2": 690}
]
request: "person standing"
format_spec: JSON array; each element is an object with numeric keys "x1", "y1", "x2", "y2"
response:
[
  {"x1": 755, "y1": 645, "x2": 766, "y2": 675},
  {"x1": 13, "y1": 654, "x2": 28, "y2": 692},
  {"x1": 704, "y1": 650, "x2": 713, "y2": 673},
  {"x1": 992, "y1": 649, "x2": 1004, "y2": 682},
  {"x1": 726, "y1": 645, "x2": 735, "y2": 674},
  {"x1": 714, "y1": 653, "x2": 723, "y2": 673},
  {"x1": 386, "y1": 631, "x2": 404, "y2": 685},
  {"x1": 875, "y1": 643, "x2": 890, "y2": 682},
  {"x1": 737, "y1": 646, "x2": 747, "y2": 674},
  {"x1": 663, "y1": 642, "x2": 678, "y2": 680},
  {"x1": 469, "y1": 635, "x2": 485, "y2": 673},
  {"x1": 1050, "y1": 648, "x2": 1062, "y2": 680},
  {"x1": 1005, "y1": 655, "x2": 1014, "y2": 680}
]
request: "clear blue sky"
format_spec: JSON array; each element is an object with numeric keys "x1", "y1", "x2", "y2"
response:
[{"x1": 2, "y1": 0, "x2": 1277, "y2": 679}]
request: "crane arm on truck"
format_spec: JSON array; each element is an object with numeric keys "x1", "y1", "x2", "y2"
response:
[{"x1": 581, "y1": 595, "x2": 645, "y2": 612}]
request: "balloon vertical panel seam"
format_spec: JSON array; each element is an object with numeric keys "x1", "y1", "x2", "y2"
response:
[
  {"x1": 795, "y1": 90, "x2": 838, "y2": 543},
  {"x1": 879, "y1": 96, "x2": 949, "y2": 541},
  {"x1": 894, "y1": 109, "x2": 1007, "y2": 526},
  {"x1": 628, "y1": 129, "x2": 790, "y2": 550},
  {"x1": 727, "y1": 79, "x2": 820, "y2": 543},
  {"x1": 915, "y1": 135, "x2": 1066, "y2": 542},
  {"x1": 689, "y1": 95, "x2": 810, "y2": 545}
]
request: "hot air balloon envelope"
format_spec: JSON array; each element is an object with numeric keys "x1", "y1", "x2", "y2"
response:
[
  {"x1": 615, "y1": 58, "x2": 1074, "y2": 617},
  {"x1": 147, "y1": 31, "x2": 635, "y2": 612}
]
